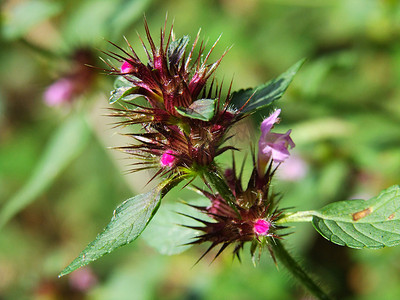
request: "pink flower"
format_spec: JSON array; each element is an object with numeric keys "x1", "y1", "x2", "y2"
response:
[
  {"x1": 160, "y1": 150, "x2": 177, "y2": 167},
  {"x1": 43, "y1": 79, "x2": 75, "y2": 106},
  {"x1": 69, "y1": 267, "x2": 97, "y2": 291},
  {"x1": 120, "y1": 60, "x2": 135, "y2": 73},
  {"x1": 277, "y1": 154, "x2": 308, "y2": 181},
  {"x1": 254, "y1": 219, "x2": 271, "y2": 236},
  {"x1": 258, "y1": 109, "x2": 295, "y2": 166}
]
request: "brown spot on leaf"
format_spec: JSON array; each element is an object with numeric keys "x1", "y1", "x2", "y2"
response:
[
  {"x1": 388, "y1": 213, "x2": 395, "y2": 220},
  {"x1": 352, "y1": 208, "x2": 372, "y2": 221}
]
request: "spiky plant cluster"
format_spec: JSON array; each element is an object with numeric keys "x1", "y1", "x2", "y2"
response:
[
  {"x1": 102, "y1": 20, "x2": 295, "y2": 264},
  {"x1": 185, "y1": 157, "x2": 287, "y2": 264},
  {"x1": 103, "y1": 19, "x2": 241, "y2": 180}
]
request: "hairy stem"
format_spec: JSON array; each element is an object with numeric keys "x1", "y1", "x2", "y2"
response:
[{"x1": 272, "y1": 240, "x2": 332, "y2": 300}]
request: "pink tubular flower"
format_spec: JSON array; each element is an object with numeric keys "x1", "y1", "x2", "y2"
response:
[
  {"x1": 160, "y1": 150, "x2": 177, "y2": 167},
  {"x1": 258, "y1": 109, "x2": 295, "y2": 167},
  {"x1": 44, "y1": 78, "x2": 75, "y2": 106}
]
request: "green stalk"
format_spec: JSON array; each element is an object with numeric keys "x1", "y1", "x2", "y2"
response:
[{"x1": 271, "y1": 240, "x2": 333, "y2": 300}]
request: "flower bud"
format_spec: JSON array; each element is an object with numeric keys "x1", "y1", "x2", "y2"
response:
[{"x1": 160, "y1": 150, "x2": 177, "y2": 167}]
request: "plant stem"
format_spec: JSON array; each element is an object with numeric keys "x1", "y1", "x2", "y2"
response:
[
  {"x1": 272, "y1": 240, "x2": 333, "y2": 300},
  {"x1": 276, "y1": 210, "x2": 317, "y2": 224}
]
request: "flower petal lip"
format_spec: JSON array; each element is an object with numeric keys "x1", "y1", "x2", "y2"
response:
[{"x1": 260, "y1": 108, "x2": 281, "y2": 136}]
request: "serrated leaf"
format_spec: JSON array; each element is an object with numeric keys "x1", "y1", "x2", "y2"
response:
[
  {"x1": 109, "y1": 86, "x2": 140, "y2": 104},
  {"x1": 0, "y1": 113, "x2": 90, "y2": 229},
  {"x1": 230, "y1": 59, "x2": 305, "y2": 114},
  {"x1": 59, "y1": 189, "x2": 162, "y2": 277},
  {"x1": 175, "y1": 99, "x2": 217, "y2": 121},
  {"x1": 167, "y1": 36, "x2": 190, "y2": 68},
  {"x1": 312, "y1": 185, "x2": 400, "y2": 249}
]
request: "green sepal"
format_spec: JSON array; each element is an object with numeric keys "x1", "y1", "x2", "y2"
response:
[
  {"x1": 109, "y1": 86, "x2": 140, "y2": 104},
  {"x1": 203, "y1": 171, "x2": 238, "y2": 215},
  {"x1": 230, "y1": 59, "x2": 305, "y2": 114},
  {"x1": 175, "y1": 99, "x2": 217, "y2": 121}
]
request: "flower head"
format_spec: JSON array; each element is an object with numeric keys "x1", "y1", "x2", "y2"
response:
[
  {"x1": 184, "y1": 159, "x2": 285, "y2": 263},
  {"x1": 107, "y1": 20, "x2": 240, "y2": 180}
]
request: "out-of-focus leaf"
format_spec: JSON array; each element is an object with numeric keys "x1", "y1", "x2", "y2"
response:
[
  {"x1": 3, "y1": 1, "x2": 62, "y2": 40},
  {"x1": 176, "y1": 99, "x2": 217, "y2": 121},
  {"x1": 63, "y1": 0, "x2": 150, "y2": 43},
  {"x1": 0, "y1": 113, "x2": 91, "y2": 229},
  {"x1": 312, "y1": 185, "x2": 400, "y2": 249},
  {"x1": 230, "y1": 59, "x2": 305, "y2": 114},
  {"x1": 107, "y1": 0, "x2": 152, "y2": 38},
  {"x1": 142, "y1": 198, "x2": 211, "y2": 255},
  {"x1": 59, "y1": 189, "x2": 162, "y2": 277}
]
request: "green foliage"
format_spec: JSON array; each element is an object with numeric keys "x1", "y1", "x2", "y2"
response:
[
  {"x1": 175, "y1": 98, "x2": 218, "y2": 121},
  {"x1": 3, "y1": 0, "x2": 62, "y2": 40},
  {"x1": 59, "y1": 188, "x2": 162, "y2": 277},
  {"x1": 0, "y1": 113, "x2": 91, "y2": 229},
  {"x1": 312, "y1": 185, "x2": 400, "y2": 249},
  {"x1": 230, "y1": 59, "x2": 305, "y2": 114}
]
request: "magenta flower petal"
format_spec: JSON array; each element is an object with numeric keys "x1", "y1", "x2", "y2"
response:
[
  {"x1": 120, "y1": 60, "x2": 134, "y2": 73},
  {"x1": 160, "y1": 150, "x2": 177, "y2": 167},
  {"x1": 260, "y1": 109, "x2": 281, "y2": 136},
  {"x1": 254, "y1": 219, "x2": 271, "y2": 236}
]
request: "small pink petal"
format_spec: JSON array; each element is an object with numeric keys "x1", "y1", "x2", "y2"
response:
[
  {"x1": 120, "y1": 61, "x2": 134, "y2": 73},
  {"x1": 43, "y1": 79, "x2": 75, "y2": 106},
  {"x1": 160, "y1": 150, "x2": 177, "y2": 167},
  {"x1": 254, "y1": 219, "x2": 271, "y2": 236}
]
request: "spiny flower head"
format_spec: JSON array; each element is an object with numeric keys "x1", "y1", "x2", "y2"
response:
[
  {"x1": 105, "y1": 20, "x2": 242, "y2": 179},
  {"x1": 184, "y1": 158, "x2": 286, "y2": 264}
]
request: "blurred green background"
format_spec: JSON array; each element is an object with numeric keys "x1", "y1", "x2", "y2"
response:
[{"x1": 2, "y1": 0, "x2": 400, "y2": 299}]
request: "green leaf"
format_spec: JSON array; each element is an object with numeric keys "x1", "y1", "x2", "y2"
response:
[
  {"x1": 312, "y1": 185, "x2": 400, "y2": 249},
  {"x1": 3, "y1": 0, "x2": 62, "y2": 40},
  {"x1": 0, "y1": 113, "x2": 90, "y2": 229},
  {"x1": 59, "y1": 189, "x2": 162, "y2": 277},
  {"x1": 109, "y1": 87, "x2": 140, "y2": 104},
  {"x1": 230, "y1": 59, "x2": 305, "y2": 114},
  {"x1": 167, "y1": 36, "x2": 190, "y2": 68},
  {"x1": 175, "y1": 99, "x2": 217, "y2": 121}
]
